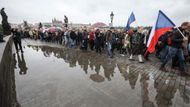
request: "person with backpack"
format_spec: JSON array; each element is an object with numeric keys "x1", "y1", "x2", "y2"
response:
[
  {"x1": 129, "y1": 27, "x2": 145, "y2": 63},
  {"x1": 156, "y1": 30, "x2": 173, "y2": 62}
]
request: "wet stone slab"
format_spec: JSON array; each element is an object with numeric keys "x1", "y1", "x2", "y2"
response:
[{"x1": 12, "y1": 39, "x2": 190, "y2": 107}]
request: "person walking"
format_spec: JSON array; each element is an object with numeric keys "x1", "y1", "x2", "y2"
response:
[
  {"x1": 81, "y1": 29, "x2": 88, "y2": 50},
  {"x1": 160, "y1": 22, "x2": 189, "y2": 75},
  {"x1": 95, "y1": 29, "x2": 102, "y2": 54},
  {"x1": 106, "y1": 30, "x2": 113, "y2": 58},
  {"x1": 89, "y1": 30, "x2": 95, "y2": 50},
  {"x1": 12, "y1": 28, "x2": 23, "y2": 53},
  {"x1": 129, "y1": 27, "x2": 145, "y2": 63},
  {"x1": 70, "y1": 29, "x2": 77, "y2": 48}
]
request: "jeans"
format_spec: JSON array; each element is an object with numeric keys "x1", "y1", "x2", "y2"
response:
[
  {"x1": 162, "y1": 46, "x2": 186, "y2": 72},
  {"x1": 70, "y1": 39, "x2": 76, "y2": 48},
  {"x1": 64, "y1": 36, "x2": 68, "y2": 45},
  {"x1": 160, "y1": 45, "x2": 169, "y2": 63},
  {"x1": 107, "y1": 42, "x2": 113, "y2": 57}
]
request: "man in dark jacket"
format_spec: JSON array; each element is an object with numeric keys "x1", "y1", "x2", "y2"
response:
[
  {"x1": 95, "y1": 29, "x2": 103, "y2": 54},
  {"x1": 81, "y1": 29, "x2": 88, "y2": 50},
  {"x1": 129, "y1": 27, "x2": 145, "y2": 63},
  {"x1": 70, "y1": 30, "x2": 77, "y2": 48},
  {"x1": 12, "y1": 28, "x2": 23, "y2": 53},
  {"x1": 160, "y1": 24, "x2": 189, "y2": 75}
]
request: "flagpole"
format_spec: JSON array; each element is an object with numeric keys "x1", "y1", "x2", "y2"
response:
[{"x1": 176, "y1": 27, "x2": 186, "y2": 38}]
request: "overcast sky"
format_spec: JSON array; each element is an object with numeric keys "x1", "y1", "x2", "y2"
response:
[{"x1": 0, "y1": 0, "x2": 189, "y2": 26}]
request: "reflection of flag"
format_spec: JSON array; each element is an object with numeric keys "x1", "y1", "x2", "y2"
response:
[
  {"x1": 126, "y1": 12, "x2": 136, "y2": 31},
  {"x1": 147, "y1": 10, "x2": 175, "y2": 53}
]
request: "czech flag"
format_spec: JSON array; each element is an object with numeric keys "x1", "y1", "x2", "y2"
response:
[
  {"x1": 125, "y1": 12, "x2": 136, "y2": 31},
  {"x1": 147, "y1": 10, "x2": 175, "y2": 53}
]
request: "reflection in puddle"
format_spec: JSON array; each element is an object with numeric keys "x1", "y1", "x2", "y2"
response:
[{"x1": 13, "y1": 44, "x2": 190, "y2": 107}]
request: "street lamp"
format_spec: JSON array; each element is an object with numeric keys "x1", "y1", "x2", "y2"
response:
[{"x1": 110, "y1": 11, "x2": 114, "y2": 27}]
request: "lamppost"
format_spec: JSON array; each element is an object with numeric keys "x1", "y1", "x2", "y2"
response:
[{"x1": 110, "y1": 11, "x2": 114, "y2": 27}]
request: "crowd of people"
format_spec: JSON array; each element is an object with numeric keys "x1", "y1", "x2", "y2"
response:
[{"x1": 12, "y1": 22, "x2": 190, "y2": 75}]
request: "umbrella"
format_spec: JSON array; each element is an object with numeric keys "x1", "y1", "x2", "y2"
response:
[
  {"x1": 48, "y1": 27, "x2": 62, "y2": 33},
  {"x1": 90, "y1": 74, "x2": 105, "y2": 83},
  {"x1": 48, "y1": 27, "x2": 57, "y2": 33}
]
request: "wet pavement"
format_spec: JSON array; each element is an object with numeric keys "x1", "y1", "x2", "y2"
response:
[{"x1": 12, "y1": 39, "x2": 190, "y2": 107}]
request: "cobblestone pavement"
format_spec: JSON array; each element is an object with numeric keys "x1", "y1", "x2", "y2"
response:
[{"x1": 13, "y1": 39, "x2": 190, "y2": 107}]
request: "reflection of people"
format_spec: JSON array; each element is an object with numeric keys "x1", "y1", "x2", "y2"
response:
[
  {"x1": 117, "y1": 63, "x2": 129, "y2": 80},
  {"x1": 127, "y1": 65, "x2": 139, "y2": 89},
  {"x1": 11, "y1": 53, "x2": 21, "y2": 107},
  {"x1": 140, "y1": 72, "x2": 155, "y2": 107},
  {"x1": 154, "y1": 75, "x2": 177, "y2": 107},
  {"x1": 17, "y1": 53, "x2": 28, "y2": 75},
  {"x1": 102, "y1": 60, "x2": 115, "y2": 81}
]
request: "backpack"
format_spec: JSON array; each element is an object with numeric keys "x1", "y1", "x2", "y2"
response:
[{"x1": 167, "y1": 33, "x2": 173, "y2": 45}]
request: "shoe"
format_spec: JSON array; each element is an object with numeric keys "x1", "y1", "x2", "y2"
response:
[
  {"x1": 138, "y1": 55, "x2": 143, "y2": 63},
  {"x1": 144, "y1": 56, "x2": 149, "y2": 61},
  {"x1": 159, "y1": 66, "x2": 167, "y2": 72}
]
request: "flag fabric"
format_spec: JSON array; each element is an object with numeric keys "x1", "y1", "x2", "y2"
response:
[
  {"x1": 126, "y1": 12, "x2": 136, "y2": 31},
  {"x1": 147, "y1": 10, "x2": 175, "y2": 53}
]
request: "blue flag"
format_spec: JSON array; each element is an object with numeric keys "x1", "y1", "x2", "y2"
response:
[{"x1": 126, "y1": 12, "x2": 136, "y2": 31}]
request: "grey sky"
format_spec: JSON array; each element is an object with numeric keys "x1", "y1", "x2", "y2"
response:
[{"x1": 0, "y1": 0, "x2": 189, "y2": 26}]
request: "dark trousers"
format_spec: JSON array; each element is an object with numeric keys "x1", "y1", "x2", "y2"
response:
[
  {"x1": 89, "y1": 40, "x2": 94, "y2": 50},
  {"x1": 162, "y1": 46, "x2": 186, "y2": 72},
  {"x1": 14, "y1": 40, "x2": 23, "y2": 52},
  {"x1": 95, "y1": 44, "x2": 101, "y2": 54},
  {"x1": 83, "y1": 39, "x2": 88, "y2": 50}
]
